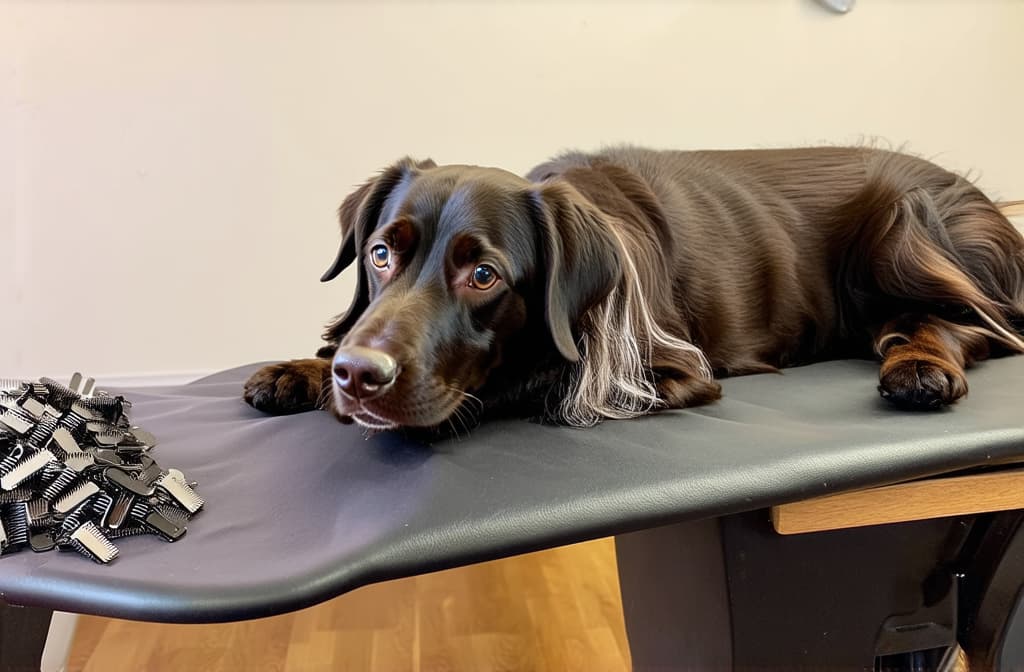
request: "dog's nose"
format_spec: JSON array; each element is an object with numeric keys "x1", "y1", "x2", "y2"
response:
[{"x1": 332, "y1": 346, "x2": 398, "y2": 400}]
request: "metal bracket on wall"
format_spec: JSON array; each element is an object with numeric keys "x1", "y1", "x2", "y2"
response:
[{"x1": 817, "y1": 0, "x2": 856, "y2": 13}]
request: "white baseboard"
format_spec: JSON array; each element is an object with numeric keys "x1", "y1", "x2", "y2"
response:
[{"x1": 46, "y1": 370, "x2": 216, "y2": 389}]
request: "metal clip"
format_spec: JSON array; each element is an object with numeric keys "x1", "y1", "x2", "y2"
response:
[
  {"x1": 56, "y1": 407, "x2": 91, "y2": 436},
  {"x1": 0, "y1": 394, "x2": 21, "y2": 412},
  {"x1": 85, "y1": 421, "x2": 111, "y2": 434},
  {"x1": 26, "y1": 415, "x2": 60, "y2": 450},
  {"x1": 0, "y1": 450, "x2": 21, "y2": 476},
  {"x1": 41, "y1": 403, "x2": 63, "y2": 419},
  {"x1": 48, "y1": 427, "x2": 82, "y2": 456},
  {"x1": 25, "y1": 498, "x2": 51, "y2": 527},
  {"x1": 20, "y1": 397, "x2": 45, "y2": 420},
  {"x1": 137, "y1": 455, "x2": 163, "y2": 484},
  {"x1": 103, "y1": 491, "x2": 134, "y2": 530},
  {"x1": 154, "y1": 503, "x2": 190, "y2": 527},
  {"x1": 154, "y1": 473, "x2": 204, "y2": 514},
  {"x1": 76, "y1": 395, "x2": 127, "y2": 424},
  {"x1": 0, "y1": 373, "x2": 200, "y2": 562},
  {"x1": 39, "y1": 378, "x2": 79, "y2": 411},
  {"x1": 1, "y1": 450, "x2": 57, "y2": 490},
  {"x1": 127, "y1": 427, "x2": 157, "y2": 448},
  {"x1": 29, "y1": 529, "x2": 56, "y2": 553},
  {"x1": 68, "y1": 373, "x2": 88, "y2": 397},
  {"x1": 104, "y1": 467, "x2": 155, "y2": 496},
  {"x1": 92, "y1": 448, "x2": 141, "y2": 471},
  {"x1": 0, "y1": 486, "x2": 32, "y2": 504},
  {"x1": 141, "y1": 509, "x2": 186, "y2": 541},
  {"x1": 54, "y1": 481, "x2": 100, "y2": 514},
  {"x1": 0, "y1": 504, "x2": 29, "y2": 550},
  {"x1": 69, "y1": 401, "x2": 100, "y2": 422},
  {"x1": 0, "y1": 409, "x2": 34, "y2": 435},
  {"x1": 68, "y1": 521, "x2": 118, "y2": 564},
  {"x1": 41, "y1": 465, "x2": 79, "y2": 501},
  {"x1": 63, "y1": 451, "x2": 95, "y2": 473},
  {"x1": 166, "y1": 468, "x2": 197, "y2": 488},
  {"x1": 93, "y1": 430, "x2": 125, "y2": 447}
]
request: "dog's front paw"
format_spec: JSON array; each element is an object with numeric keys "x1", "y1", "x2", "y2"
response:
[
  {"x1": 878, "y1": 358, "x2": 967, "y2": 410},
  {"x1": 243, "y1": 359, "x2": 331, "y2": 415}
]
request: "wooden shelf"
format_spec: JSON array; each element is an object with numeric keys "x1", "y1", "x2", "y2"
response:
[{"x1": 771, "y1": 467, "x2": 1024, "y2": 535}]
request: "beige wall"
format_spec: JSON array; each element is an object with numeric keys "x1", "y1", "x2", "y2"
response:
[{"x1": 2, "y1": 1, "x2": 1022, "y2": 380}]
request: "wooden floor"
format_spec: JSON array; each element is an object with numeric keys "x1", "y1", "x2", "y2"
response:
[{"x1": 67, "y1": 537, "x2": 631, "y2": 672}]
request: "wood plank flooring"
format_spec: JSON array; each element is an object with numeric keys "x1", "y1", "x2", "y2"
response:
[{"x1": 67, "y1": 537, "x2": 631, "y2": 672}]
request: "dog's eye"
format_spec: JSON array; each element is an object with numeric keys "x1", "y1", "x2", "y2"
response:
[
  {"x1": 370, "y1": 244, "x2": 391, "y2": 269},
  {"x1": 469, "y1": 264, "x2": 499, "y2": 290}
]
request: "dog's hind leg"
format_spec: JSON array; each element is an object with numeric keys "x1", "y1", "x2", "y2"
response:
[
  {"x1": 875, "y1": 314, "x2": 991, "y2": 409},
  {"x1": 836, "y1": 155, "x2": 1024, "y2": 408},
  {"x1": 865, "y1": 186, "x2": 1024, "y2": 349}
]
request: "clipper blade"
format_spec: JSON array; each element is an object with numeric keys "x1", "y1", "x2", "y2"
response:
[
  {"x1": 155, "y1": 473, "x2": 204, "y2": 514},
  {"x1": 68, "y1": 521, "x2": 119, "y2": 564},
  {"x1": 1, "y1": 450, "x2": 56, "y2": 490},
  {"x1": 54, "y1": 481, "x2": 100, "y2": 514}
]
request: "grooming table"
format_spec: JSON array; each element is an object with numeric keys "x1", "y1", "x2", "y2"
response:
[{"x1": 2, "y1": 358, "x2": 1023, "y2": 671}]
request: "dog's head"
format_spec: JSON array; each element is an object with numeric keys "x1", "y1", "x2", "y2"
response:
[{"x1": 319, "y1": 157, "x2": 622, "y2": 430}]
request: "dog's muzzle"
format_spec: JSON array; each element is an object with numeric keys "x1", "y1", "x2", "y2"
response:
[{"x1": 332, "y1": 346, "x2": 399, "y2": 401}]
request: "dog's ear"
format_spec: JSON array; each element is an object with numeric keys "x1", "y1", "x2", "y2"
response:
[
  {"x1": 320, "y1": 157, "x2": 437, "y2": 283},
  {"x1": 527, "y1": 181, "x2": 622, "y2": 362},
  {"x1": 320, "y1": 158, "x2": 436, "y2": 345}
]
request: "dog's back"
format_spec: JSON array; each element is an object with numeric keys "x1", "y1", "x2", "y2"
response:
[{"x1": 528, "y1": 145, "x2": 1024, "y2": 373}]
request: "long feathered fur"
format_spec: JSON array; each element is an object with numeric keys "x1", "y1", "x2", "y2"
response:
[{"x1": 554, "y1": 225, "x2": 712, "y2": 426}]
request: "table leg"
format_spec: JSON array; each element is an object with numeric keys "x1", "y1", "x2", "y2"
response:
[
  {"x1": 957, "y1": 510, "x2": 1024, "y2": 670},
  {"x1": 0, "y1": 601, "x2": 53, "y2": 672},
  {"x1": 616, "y1": 511, "x2": 983, "y2": 671}
]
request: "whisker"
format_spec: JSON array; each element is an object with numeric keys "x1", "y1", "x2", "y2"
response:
[
  {"x1": 463, "y1": 392, "x2": 485, "y2": 414},
  {"x1": 444, "y1": 385, "x2": 484, "y2": 413},
  {"x1": 446, "y1": 416, "x2": 463, "y2": 442},
  {"x1": 447, "y1": 404, "x2": 465, "y2": 439},
  {"x1": 454, "y1": 390, "x2": 484, "y2": 426},
  {"x1": 455, "y1": 405, "x2": 472, "y2": 436},
  {"x1": 316, "y1": 382, "x2": 333, "y2": 410},
  {"x1": 437, "y1": 384, "x2": 485, "y2": 438}
]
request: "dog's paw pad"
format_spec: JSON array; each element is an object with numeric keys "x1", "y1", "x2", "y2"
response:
[
  {"x1": 243, "y1": 360, "x2": 327, "y2": 415},
  {"x1": 878, "y1": 359, "x2": 966, "y2": 410}
]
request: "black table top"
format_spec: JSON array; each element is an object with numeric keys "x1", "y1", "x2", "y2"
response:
[{"x1": 1, "y1": 357, "x2": 1022, "y2": 623}]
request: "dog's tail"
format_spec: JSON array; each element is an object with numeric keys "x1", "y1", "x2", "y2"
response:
[{"x1": 834, "y1": 150, "x2": 1024, "y2": 352}]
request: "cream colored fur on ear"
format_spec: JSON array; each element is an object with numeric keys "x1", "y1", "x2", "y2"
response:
[{"x1": 554, "y1": 226, "x2": 712, "y2": 427}]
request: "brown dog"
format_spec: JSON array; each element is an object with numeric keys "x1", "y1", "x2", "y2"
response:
[{"x1": 243, "y1": 145, "x2": 1024, "y2": 432}]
